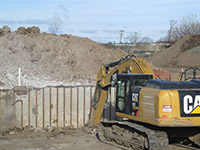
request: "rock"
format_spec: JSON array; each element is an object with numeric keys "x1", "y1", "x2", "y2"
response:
[
  {"x1": 16, "y1": 27, "x2": 26, "y2": 35},
  {"x1": 16, "y1": 26, "x2": 40, "y2": 35},
  {"x1": 3, "y1": 26, "x2": 11, "y2": 33},
  {"x1": 30, "y1": 50, "x2": 42, "y2": 62},
  {"x1": 26, "y1": 26, "x2": 40, "y2": 34},
  {"x1": 0, "y1": 28, "x2": 4, "y2": 36},
  {"x1": 0, "y1": 81, "x2": 5, "y2": 86},
  {"x1": 0, "y1": 26, "x2": 11, "y2": 36},
  {"x1": 9, "y1": 131, "x2": 15, "y2": 135}
]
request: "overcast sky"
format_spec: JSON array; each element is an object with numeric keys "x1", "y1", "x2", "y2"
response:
[{"x1": 0, "y1": 0, "x2": 200, "y2": 43}]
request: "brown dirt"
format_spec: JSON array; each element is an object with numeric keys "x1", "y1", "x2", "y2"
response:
[
  {"x1": 147, "y1": 34, "x2": 200, "y2": 68},
  {"x1": 0, "y1": 26, "x2": 127, "y2": 89},
  {"x1": 0, "y1": 126, "x2": 119, "y2": 150},
  {"x1": 0, "y1": 126, "x2": 191, "y2": 150}
]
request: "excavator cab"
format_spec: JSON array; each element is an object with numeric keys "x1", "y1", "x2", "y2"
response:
[{"x1": 116, "y1": 74, "x2": 153, "y2": 116}]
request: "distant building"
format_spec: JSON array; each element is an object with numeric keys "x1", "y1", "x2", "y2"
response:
[{"x1": 113, "y1": 43, "x2": 136, "y2": 47}]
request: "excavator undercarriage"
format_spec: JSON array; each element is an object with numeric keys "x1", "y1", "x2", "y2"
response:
[
  {"x1": 98, "y1": 121, "x2": 168, "y2": 150},
  {"x1": 97, "y1": 121, "x2": 200, "y2": 150}
]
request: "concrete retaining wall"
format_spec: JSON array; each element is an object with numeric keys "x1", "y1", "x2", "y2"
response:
[{"x1": 0, "y1": 86, "x2": 116, "y2": 129}]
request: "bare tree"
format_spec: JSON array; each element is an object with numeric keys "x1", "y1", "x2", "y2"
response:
[
  {"x1": 171, "y1": 14, "x2": 200, "y2": 40},
  {"x1": 126, "y1": 32, "x2": 153, "y2": 44},
  {"x1": 139, "y1": 36, "x2": 153, "y2": 43},
  {"x1": 168, "y1": 20, "x2": 177, "y2": 41},
  {"x1": 126, "y1": 32, "x2": 141, "y2": 43},
  {"x1": 157, "y1": 36, "x2": 168, "y2": 42}
]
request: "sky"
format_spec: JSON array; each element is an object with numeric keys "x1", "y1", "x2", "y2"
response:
[{"x1": 0, "y1": 0, "x2": 200, "y2": 43}]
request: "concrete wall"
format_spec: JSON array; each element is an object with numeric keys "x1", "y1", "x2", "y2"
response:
[
  {"x1": 111, "y1": 43, "x2": 170, "y2": 52},
  {"x1": 0, "y1": 86, "x2": 116, "y2": 130}
]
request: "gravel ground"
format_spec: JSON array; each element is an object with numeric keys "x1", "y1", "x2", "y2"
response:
[{"x1": 0, "y1": 126, "x2": 196, "y2": 150}]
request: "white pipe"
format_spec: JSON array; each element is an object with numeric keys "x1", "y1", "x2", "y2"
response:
[{"x1": 18, "y1": 68, "x2": 21, "y2": 86}]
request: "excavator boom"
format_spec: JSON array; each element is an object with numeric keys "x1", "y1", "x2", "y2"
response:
[{"x1": 90, "y1": 54, "x2": 155, "y2": 124}]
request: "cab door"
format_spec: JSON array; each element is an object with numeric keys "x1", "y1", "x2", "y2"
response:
[{"x1": 116, "y1": 78, "x2": 131, "y2": 114}]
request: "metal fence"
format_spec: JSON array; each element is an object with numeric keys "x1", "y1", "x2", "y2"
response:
[
  {"x1": 0, "y1": 86, "x2": 116, "y2": 130},
  {"x1": 153, "y1": 69, "x2": 171, "y2": 81}
]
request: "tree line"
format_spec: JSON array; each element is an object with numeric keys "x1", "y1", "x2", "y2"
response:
[
  {"x1": 159, "y1": 14, "x2": 200, "y2": 42},
  {"x1": 125, "y1": 14, "x2": 200, "y2": 43}
]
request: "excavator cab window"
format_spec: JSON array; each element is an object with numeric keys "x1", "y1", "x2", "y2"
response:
[
  {"x1": 116, "y1": 74, "x2": 153, "y2": 115},
  {"x1": 132, "y1": 79, "x2": 148, "y2": 89},
  {"x1": 117, "y1": 80, "x2": 126, "y2": 111},
  {"x1": 116, "y1": 80, "x2": 131, "y2": 112},
  {"x1": 117, "y1": 80, "x2": 125, "y2": 97},
  {"x1": 116, "y1": 77, "x2": 132, "y2": 114}
]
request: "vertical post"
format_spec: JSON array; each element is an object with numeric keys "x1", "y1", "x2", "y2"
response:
[
  {"x1": 63, "y1": 88, "x2": 66, "y2": 127},
  {"x1": 5, "y1": 91, "x2": 8, "y2": 126},
  {"x1": 0, "y1": 91, "x2": 1, "y2": 115},
  {"x1": 90, "y1": 87, "x2": 92, "y2": 112},
  {"x1": 83, "y1": 87, "x2": 86, "y2": 126},
  {"x1": 21, "y1": 101, "x2": 23, "y2": 129},
  {"x1": 77, "y1": 87, "x2": 79, "y2": 128},
  {"x1": 56, "y1": 88, "x2": 59, "y2": 127},
  {"x1": 14, "y1": 92, "x2": 16, "y2": 128},
  {"x1": 6, "y1": 91, "x2": 8, "y2": 107},
  {"x1": 18, "y1": 68, "x2": 21, "y2": 86},
  {"x1": 28, "y1": 91, "x2": 30, "y2": 126},
  {"x1": 35, "y1": 90, "x2": 38, "y2": 127},
  {"x1": 42, "y1": 88, "x2": 45, "y2": 128},
  {"x1": 49, "y1": 88, "x2": 52, "y2": 126},
  {"x1": 70, "y1": 87, "x2": 72, "y2": 127}
]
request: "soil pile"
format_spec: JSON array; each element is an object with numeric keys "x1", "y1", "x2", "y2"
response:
[
  {"x1": 148, "y1": 34, "x2": 200, "y2": 68},
  {"x1": 0, "y1": 26, "x2": 126, "y2": 89}
]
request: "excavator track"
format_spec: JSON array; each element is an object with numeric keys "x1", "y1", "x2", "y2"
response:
[
  {"x1": 189, "y1": 133, "x2": 200, "y2": 147},
  {"x1": 173, "y1": 142, "x2": 200, "y2": 150},
  {"x1": 97, "y1": 121, "x2": 168, "y2": 150}
]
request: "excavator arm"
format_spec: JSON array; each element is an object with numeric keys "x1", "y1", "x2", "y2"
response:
[{"x1": 90, "y1": 54, "x2": 155, "y2": 124}]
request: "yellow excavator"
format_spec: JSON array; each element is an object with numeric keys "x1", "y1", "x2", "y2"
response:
[{"x1": 90, "y1": 54, "x2": 200, "y2": 149}]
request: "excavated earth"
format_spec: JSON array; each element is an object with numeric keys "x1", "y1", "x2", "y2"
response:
[
  {"x1": 0, "y1": 26, "x2": 126, "y2": 89},
  {"x1": 147, "y1": 34, "x2": 200, "y2": 68}
]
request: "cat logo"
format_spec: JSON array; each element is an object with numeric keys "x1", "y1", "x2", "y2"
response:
[{"x1": 183, "y1": 95, "x2": 200, "y2": 114}]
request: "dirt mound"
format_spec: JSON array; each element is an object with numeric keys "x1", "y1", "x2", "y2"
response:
[
  {"x1": 15, "y1": 26, "x2": 40, "y2": 34},
  {"x1": 0, "y1": 26, "x2": 11, "y2": 36},
  {"x1": 0, "y1": 26, "x2": 126, "y2": 89},
  {"x1": 147, "y1": 34, "x2": 200, "y2": 68}
]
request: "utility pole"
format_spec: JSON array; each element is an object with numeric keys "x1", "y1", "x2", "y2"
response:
[
  {"x1": 134, "y1": 32, "x2": 138, "y2": 44},
  {"x1": 119, "y1": 30, "x2": 125, "y2": 44}
]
